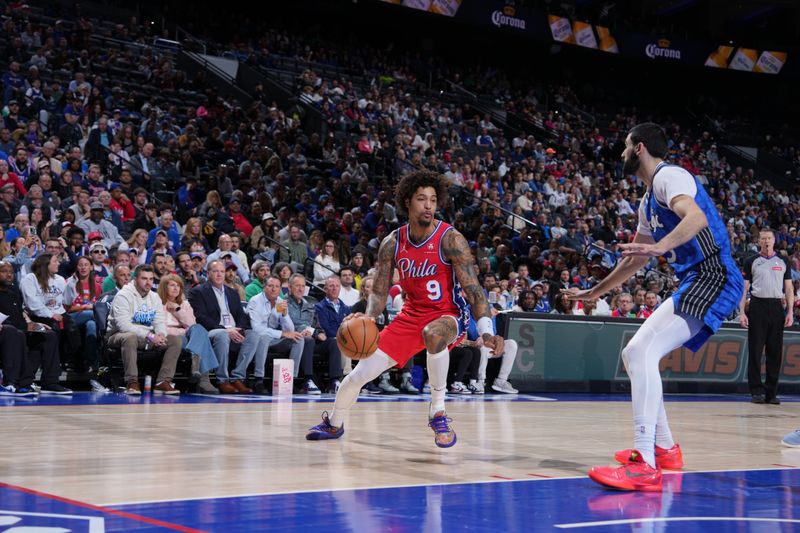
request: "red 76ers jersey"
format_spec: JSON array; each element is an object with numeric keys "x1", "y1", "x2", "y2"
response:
[{"x1": 393, "y1": 220, "x2": 469, "y2": 325}]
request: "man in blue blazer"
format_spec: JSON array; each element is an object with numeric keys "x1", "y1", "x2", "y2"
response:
[{"x1": 314, "y1": 276, "x2": 351, "y2": 376}]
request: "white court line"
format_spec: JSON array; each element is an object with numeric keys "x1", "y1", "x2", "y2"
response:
[
  {"x1": 100, "y1": 465, "x2": 800, "y2": 508},
  {"x1": 0, "y1": 510, "x2": 105, "y2": 532},
  {"x1": 555, "y1": 517, "x2": 800, "y2": 529}
]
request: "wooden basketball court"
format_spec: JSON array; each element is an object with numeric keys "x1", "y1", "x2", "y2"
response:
[{"x1": 2, "y1": 393, "x2": 797, "y2": 511}]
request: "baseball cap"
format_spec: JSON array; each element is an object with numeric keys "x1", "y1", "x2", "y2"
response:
[
  {"x1": 90, "y1": 201, "x2": 103, "y2": 210},
  {"x1": 155, "y1": 229, "x2": 168, "y2": 237},
  {"x1": 262, "y1": 212, "x2": 275, "y2": 221},
  {"x1": 225, "y1": 262, "x2": 238, "y2": 271},
  {"x1": 89, "y1": 242, "x2": 107, "y2": 253},
  {"x1": 87, "y1": 231, "x2": 103, "y2": 241}
]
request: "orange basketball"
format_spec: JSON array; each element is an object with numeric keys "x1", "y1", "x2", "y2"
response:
[{"x1": 337, "y1": 317, "x2": 380, "y2": 360}]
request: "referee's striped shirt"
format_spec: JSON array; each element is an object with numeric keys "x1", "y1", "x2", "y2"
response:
[{"x1": 743, "y1": 253, "x2": 791, "y2": 299}]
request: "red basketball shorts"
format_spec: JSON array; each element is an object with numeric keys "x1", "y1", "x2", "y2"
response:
[{"x1": 378, "y1": 310, "x2": 467, "y2": 367}]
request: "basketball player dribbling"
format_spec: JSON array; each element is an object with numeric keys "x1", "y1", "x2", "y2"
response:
[
  {"x1": 306, "y1": 170, "x2": 505, "y2": 447},
  {"x1": 565, "y1": 123, "x2": 744, "y2": 491}
]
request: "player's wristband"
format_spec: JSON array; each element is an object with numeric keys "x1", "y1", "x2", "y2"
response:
[{"x1": 477, "y1": 316, "x2": 493, "y2": 337}]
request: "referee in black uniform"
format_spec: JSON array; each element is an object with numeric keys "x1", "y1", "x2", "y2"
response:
[{"x1": 740, "y1": 228, "x2": 794, "y2": 404}]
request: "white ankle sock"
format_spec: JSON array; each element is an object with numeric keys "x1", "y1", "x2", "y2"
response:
[
  {"x1": 654, "y1": 401, "x2": 675, "y2": 450},
  {"x1": 633, "y1": 420, "x2": 657, "y2": 468}
]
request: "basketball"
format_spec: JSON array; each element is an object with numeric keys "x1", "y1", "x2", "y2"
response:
[{"x1": 337, "y1": 316, "x2": 380, "y2": 360}]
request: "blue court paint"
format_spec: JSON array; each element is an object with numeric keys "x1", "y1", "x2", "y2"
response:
[
  {"x1": 0, "y1": 483, "x2": 205, "y2": 532},
  {"x1": 5, "y1": 471, "x2": 791, "y2": 532},
  {"x1": 106, "y1": 468, "x2": 800, "y2": 532},
  {"x1": 1, "y1": 391, "x2": 795, "y2": 407}
]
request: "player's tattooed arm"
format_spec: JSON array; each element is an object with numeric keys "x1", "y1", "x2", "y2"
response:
[
  {"x1": 365, "y1": 231, "x2": 396, "y2": 319},
  {"x1": 443, "y1": 229, "x2": 505, "y2": 355},
  {"x1": 443, "y1": 229, "x2": 490, "y2": 320}
]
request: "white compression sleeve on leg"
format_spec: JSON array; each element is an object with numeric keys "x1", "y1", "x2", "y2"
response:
[
  {"x1": 330, "y1": 349, "x2": 396, "y2": 427},
  {"x1": 427, "y1": 348, "x2": 450, "y2": 417},
  {"x1": 498, "y1": 339, "x2": 518, "y2": 381},
  {"x1": 623, "y1": 298, "x2": 703, "y2": 468}
]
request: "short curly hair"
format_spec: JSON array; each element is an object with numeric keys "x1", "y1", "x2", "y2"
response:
[{"x1": 394, "y1": 170, "x2": 450, "y2": 217}]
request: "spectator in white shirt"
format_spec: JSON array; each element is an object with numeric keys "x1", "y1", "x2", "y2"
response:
[
  {"x1": 338, "y1": 265, "x2": 360, "y2": 307},
  {"x1": 247, "y1": 276, "x2": 317, "y2": 393}
]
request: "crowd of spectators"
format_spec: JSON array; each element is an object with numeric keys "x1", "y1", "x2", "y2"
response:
[{"x1": 0, "y1": 5, "x2": 797, "y2": 397}]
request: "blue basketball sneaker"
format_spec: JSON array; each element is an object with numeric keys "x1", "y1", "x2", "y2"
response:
[
  {"x1": 782, "y1": 430, "x2": 800, "y2": 448},
  {"x1": 429, "y1": 410, "x2": 457, "y2": 448},
  {"x1": 306, "y1": 411, "x2": 344, "y2": 441}
]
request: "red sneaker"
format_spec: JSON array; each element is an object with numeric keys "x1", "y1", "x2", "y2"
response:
[
  {"x1": 588, "y1": 450, "x2": 662, "y2": 492},
  {"x1": 614, "y1": 444, "x2": 683, "y2": 470}
]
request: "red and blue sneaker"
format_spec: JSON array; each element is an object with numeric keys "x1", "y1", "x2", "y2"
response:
[
  {"x1": 588, "y1": 450, "x2": 663, "y2": 492},
  {"x1": 614, "y1": 444, "x2": 683, "y2": 470},
  {"x1": 305, "y1": 411, "x2": 344, "y2": 441},
  {"x1": 429, "y1": 410, "x2": 457, "y2": 448}
]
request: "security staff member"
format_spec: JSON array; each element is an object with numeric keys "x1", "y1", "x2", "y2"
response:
[{"x1": 740, "y1": 228, "x2": 794, "y2": 405}]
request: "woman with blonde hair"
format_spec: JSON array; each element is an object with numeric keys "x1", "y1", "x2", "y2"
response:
[
  {"x1": 157, "y1": 274, "x2": 218, "y2": 393},
  {"x1": 306, "y1": 229, "x2": 324, "y2": 259},
  {"x1": 198, "y1": 190, "x2": 223, "y2": 221},
  {"x1": 181, "y1": 216, "x2": 210, "y2": 251},
  {"x1": 126, "y1": 228, "x2": 149, "y2": 265},
  {"x1": 313, "y1": 239, "x2": 340, "y2": 286}
]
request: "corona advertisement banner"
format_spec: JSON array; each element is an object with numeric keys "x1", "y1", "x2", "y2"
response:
[
  {"x1": 754, "y1": 51, "x2": 787, "y2": 74},
  {"x1": 380, "y1": 0, "x2": 462, "y2": 17},
  {"x1": 572, "y1": 21, "x2": 597, "y2": 49},
  {"x1": 729, "y1": 48, "x2": 759, "y2": 72},
  {"x1": 548, "y1": 15, "x2": 575, "y2": 43}
]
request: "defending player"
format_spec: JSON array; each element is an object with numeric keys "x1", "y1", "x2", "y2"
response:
[
  {"x1": 306, "y1": 170, "x2": 505, "y2": 447},
  {"x1": 565, "y1": 123, "x2": 744, "y2": 491}
]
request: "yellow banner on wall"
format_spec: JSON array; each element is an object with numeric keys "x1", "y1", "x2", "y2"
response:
[
  {"x1": 705, "y1": 45, "x2": 733, "y2": 68},
  {"x1": 596, "y1": 26, "x2": 618, "y2": 53}
]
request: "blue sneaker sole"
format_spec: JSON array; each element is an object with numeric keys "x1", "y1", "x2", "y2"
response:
[{"x1": 306, "y1": 430, "x2": 344, "y2": 441}]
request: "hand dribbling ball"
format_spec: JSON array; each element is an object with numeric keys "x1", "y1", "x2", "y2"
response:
[{"x1": 337, "y1": 316, "x2": 379, "y2": 360}]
